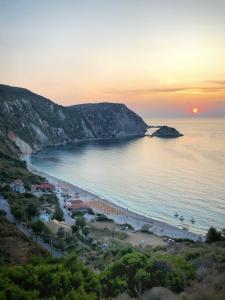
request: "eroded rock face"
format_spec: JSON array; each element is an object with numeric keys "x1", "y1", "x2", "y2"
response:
[
  {"x1": 152, "y1": 126, "x2": 183, "y2": 138},
  {"x1": 0, "y1": 84, "x2": 148, "y2": 152},
  {"x1": 7, "y1": 131, "x2": 32, "y2": 154}
]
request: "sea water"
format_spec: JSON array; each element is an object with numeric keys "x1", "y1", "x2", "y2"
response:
[{"x1": 31, "y1": 118, "x2": 225, "y2": 234}]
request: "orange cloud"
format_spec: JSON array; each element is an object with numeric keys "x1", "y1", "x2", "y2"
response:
[{"x1": 107, "y1": 82, "x2": 225, "y2": 96}]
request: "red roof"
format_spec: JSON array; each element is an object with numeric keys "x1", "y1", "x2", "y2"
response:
[
  {"x1": 70, "y1": 199, "x2": 84, "y2": 205},
  {"x1": 32, "y1": 183, "x2": 55, "y2": 190},
  {"x1": 66, "y1": 201, "x2": 90, "y2": 210},
  {"x1": 71, "y1": 203, "x2": 90, "y2": 209}
]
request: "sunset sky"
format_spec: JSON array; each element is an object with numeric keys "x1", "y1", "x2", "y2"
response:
[{"x1": 1, "y1": 0, "x2": 225, "y2": 117}]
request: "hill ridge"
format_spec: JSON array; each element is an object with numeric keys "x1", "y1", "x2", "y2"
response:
[{"x1": 0, "y1": 84, "x2": 148, "y2": 154}]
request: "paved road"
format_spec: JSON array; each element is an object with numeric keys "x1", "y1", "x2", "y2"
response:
[
  {"x1": 55, "y1": 189, "x2": 75, "y2": 226},
  {"x1": 56, "y1": 188, "x2": 96, "y2": 223},
  {"x1": 0, "y1": 196, "x2": 63, "y2": 258}
]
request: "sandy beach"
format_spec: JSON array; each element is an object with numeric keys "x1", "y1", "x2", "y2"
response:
[{"x1": 25, "y1": 155, "x2": 204, "y2": 242}]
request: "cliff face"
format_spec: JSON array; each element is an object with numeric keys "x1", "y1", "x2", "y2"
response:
[{"x1": 0, "y1": 84, "x2": 148, "y2": 153}]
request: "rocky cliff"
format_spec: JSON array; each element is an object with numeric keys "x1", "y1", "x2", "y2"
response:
[
  {"x1": 0, "y1": 84, "x2": 148, "y2": 153},
  {"x1": 152, "y1": 126, "x2": 183, "y2": 138}
]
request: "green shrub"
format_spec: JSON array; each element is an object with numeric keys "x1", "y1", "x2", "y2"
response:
[
  {"x1": 0, "y1": 255, "x2": 99, "y2": 299},
  {"x1": 206, "y1": 227, "x2": 222, "y2": 243},
  {"x1": 72, "y1": 210, "x2": 85, "y2": 217},
  {"x1": 87, "y1": 208, "x2": 95, "y2": 215},
  {"x1": 100, "y1": 250, "x2": 195, "y2": 298},
  {"x1": 96, "y1": 213, "x2": 113, "y2": 222},
  {"x1": 31, "y1": 220, "x2": 48, "y2": 234},
  {"x1": 52, "y1": 207, "x2": 64, "y2": 222},
  {"x1": 76, "y1": 216, "x2": 86, "y2": 228}
]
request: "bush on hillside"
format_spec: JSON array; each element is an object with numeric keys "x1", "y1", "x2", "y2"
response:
[{"x1": 206, "y1": 227, "x2": 222, "y2": 243}]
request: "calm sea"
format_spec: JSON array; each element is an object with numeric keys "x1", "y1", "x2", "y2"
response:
[{"x1": 31, "y1": 118, "x2": 225, "y2": 234}]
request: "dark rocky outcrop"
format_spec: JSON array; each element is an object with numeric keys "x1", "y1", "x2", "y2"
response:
[
  {"x1": 152, "y1": 126, "x2": 183, "y2": 138},
  {"x1": 0, "y1": 84, "x2": 148, "y2": 153}
]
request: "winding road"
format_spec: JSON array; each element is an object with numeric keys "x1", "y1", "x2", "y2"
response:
[{"x1": 0, "y1": 196, "x2": 63, "y2": 257}]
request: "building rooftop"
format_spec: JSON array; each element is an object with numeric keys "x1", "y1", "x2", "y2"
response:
[
  {"x1": 32, "y1": 183, "x2": 55, "y2": 190},
  {"x1": 65, "y1": 200, "x2": 90, "y2": 210}
]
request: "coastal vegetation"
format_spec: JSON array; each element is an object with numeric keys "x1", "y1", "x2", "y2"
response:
[
  {"x1": 0, "y1": 86, "x2": 225, "y2": 299},
  {"x1": 0, "y1": 254, "x2": 99, "y2": 300},
  {"x1": 0, "y1": 186, "x2": 58, "y2": 224},
  {"x1": 0, "y1": 217, "x2": 47, "y2": 265},
  {"x1": 0, "y1": 143, "x2": 43, "y2": 189},
  {"x1": 1, "y1": 149, "x2": 224, "y2": 299},
  {"x1": 31, "y1": 220, "x2": 49, "y2": 235},
  {"x1": 52, "y1": 206, "x2": 65, "y2": 222},
  {"x1": 95, "y1": 213, "x2": 113, "y2": 222},
  {"x1": 1, "y1": 215, "x2": 225, "y2": 300},
  {"x1": 0, "y1": 176, "x2": 225, "y2": 298},
  {"x1": 206, "y1": 227, "x2": 225, "y2": 243}
]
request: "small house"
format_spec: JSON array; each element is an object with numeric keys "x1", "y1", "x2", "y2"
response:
[{"x1": 10, "y1": 179, "x2": 25, "y2": 193}]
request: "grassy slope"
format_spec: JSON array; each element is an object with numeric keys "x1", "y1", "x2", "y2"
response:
[{"x1": 0, "y1": 217, "x2": 48, "y2": 265}]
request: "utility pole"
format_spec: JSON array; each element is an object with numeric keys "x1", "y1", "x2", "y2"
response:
[
  {"x1": 50, "y1": 233, "x2": 53, "y2": 256},
  {"x1": 35, "y1": 233, "x2": 38, "y2": 255},
  {"x1": 99, "y1": 285, "x2": 102, "y2": 300}
]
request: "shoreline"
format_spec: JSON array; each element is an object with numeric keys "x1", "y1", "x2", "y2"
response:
[{"x1": 24, "y1": 155, "x2": 203, "y2": 242}]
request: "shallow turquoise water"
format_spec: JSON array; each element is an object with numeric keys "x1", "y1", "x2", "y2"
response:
[{"x1": 31, "y1": 118, "x2": 225, "y2": 234}]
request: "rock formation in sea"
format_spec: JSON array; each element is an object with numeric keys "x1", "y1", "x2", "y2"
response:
[
  {"x1": 0, "y1": 84, "x2": 148, "y2": 153},
  {"x1": 152, "y1": 126, "x2": 183, "y2": 138}
]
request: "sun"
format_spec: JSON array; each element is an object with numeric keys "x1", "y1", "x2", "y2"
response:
[{"x1": 192, "y1": 107, "x2": 199, "y2": 114}]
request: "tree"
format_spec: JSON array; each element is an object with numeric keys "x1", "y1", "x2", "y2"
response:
[
  {"x1": 31, "y1": 220, "x2": 47, "y2": 234},
  {"x1": 206, "y1": 227, "x2": 222, "y2": 243},
  {"x1": 23, "y1": 192, "x2": 33, "y2": 198},
  {"x1": 64, "y1": 288, "x2": 97, "y2": 300},
  {"x1": 220, "y1": 229, "x2": 225, "y2": 242},
  {"x1": 72, "y1": 224, "x2": 79, "y2": 234},
  {"x1": 12, "y1": 206, "x2": 26, "y2": 221},
  {"x1": 0, "y1": 255, "x2": 99, "y2": 299},
  {"x1": 72, "y1": 210, "x2": 85, "y2": 218},
  {"x1": 0, "y1": 209, "x2": 6, "y2": 217},
  {"x1": 96, "y1": 213, "x2": 112, "y2": 222},
  {"x1": 87, "y1": 208, "x2": 95, "y2": 215},
  {"x1": 76, "y1": 216, "x2": 86, "y2": 228},
  {"x1": 52, "y1": 207, "x2": 64, "y2": 221},
  {"x1": 57, "y1": 227, "x2": 66, "y2": 239},
  {"x1": 101, "y1": 252, "x2": 148, "y2": 297},
  {"x1": 26, "y1": 203, "x2": 38, "y2": 218},
  {"x1": 82, "y1": 226, "x2": 89, "y2": 237},
  {"x1": 0, "y1": 209, "x2": 6, "y2": 223}
]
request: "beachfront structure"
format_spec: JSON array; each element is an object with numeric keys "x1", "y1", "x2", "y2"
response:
[
  {"x1": 10, "y1": 179, "x2": 25, "y2": 193},
  {"x1": 46, "y1": 219, "x2": 72, "y2": 235},
  {"x1": 31, "y1": 183, "x2": 55, "y2": 195},
  {"x1": 65, "y1": 199, "x2": 90, "y2": 211}
]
